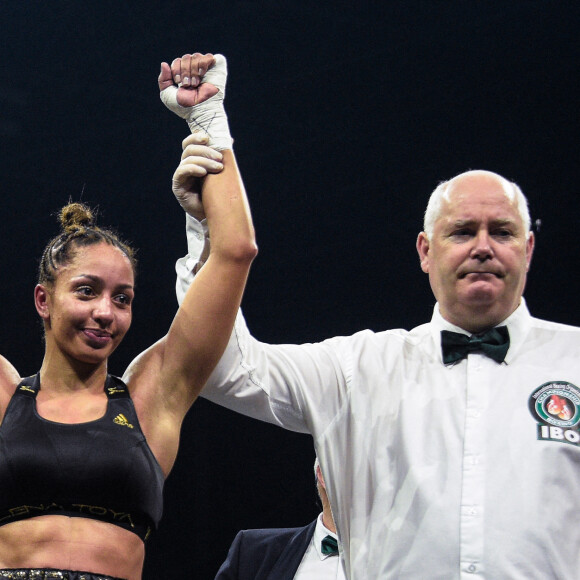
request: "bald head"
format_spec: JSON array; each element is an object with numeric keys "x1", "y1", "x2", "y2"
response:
[{"x1": 423, "y1": 170, "x2": 531, "y2": 240}]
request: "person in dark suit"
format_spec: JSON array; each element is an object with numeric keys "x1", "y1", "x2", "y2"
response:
[{"x1": 215, "y1": 459, "x2": 344, "y2": 580}]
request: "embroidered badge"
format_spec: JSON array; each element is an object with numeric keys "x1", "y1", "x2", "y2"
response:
[
  {"x1": 113, "y1": 413, "x2": 134, "y2": 429},
  {"x1": 529, "y1": 381, "x2": 580, "y2": 445}
]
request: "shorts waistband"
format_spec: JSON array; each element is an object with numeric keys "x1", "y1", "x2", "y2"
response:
[{"x1": 0, "y1": 570, "x2": 124, "y2": 580}]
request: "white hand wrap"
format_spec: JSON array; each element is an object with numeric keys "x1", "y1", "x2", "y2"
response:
[{"x1": 160, "y1": 54, "x2": 233, "y2": 150}]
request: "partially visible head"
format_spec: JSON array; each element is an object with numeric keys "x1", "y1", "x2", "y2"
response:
[
  {"x1": 314, "y1": 457, "x2": 336, "y2": 532},
  {"x1": 38, "y1": 202, "x2": 137, "y2": 287},
  {"x1": 314, "y1": 457, "x2": 325, "y2": 490},
  {"x1": 423, "y1": 170, "x2": 531, "y2": 239},
  {"x1": 417, "y1": 170, "x2": 535, "y2": 333}
]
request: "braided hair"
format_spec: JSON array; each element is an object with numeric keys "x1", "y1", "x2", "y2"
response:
[{"x1": 38, "y1": 202, "x2": 137, "y2": 286}]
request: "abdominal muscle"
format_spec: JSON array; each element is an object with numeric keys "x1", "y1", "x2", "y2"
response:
[{"x1": 0, "y1": 516, "x2": 145, "y2": 579}]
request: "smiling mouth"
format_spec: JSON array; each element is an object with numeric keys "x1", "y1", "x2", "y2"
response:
[{"x1": 83, "y1": 329, "x2": 113, "y2": 345}]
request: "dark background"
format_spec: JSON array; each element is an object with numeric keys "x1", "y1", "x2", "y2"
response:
[{"x1": 1, "y1": 2, "x2": 579, "y2": 577}]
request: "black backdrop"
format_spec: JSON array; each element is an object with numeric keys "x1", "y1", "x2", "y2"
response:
[{"x1": 2, "y1": 2, "x2": 579, "y2": 577}]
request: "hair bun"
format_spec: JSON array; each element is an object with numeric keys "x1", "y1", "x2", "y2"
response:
[{"x1": 59, "y1": 202, "x2": 95, "y2": 233}]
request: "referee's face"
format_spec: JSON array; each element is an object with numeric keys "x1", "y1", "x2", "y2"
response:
[{"x1": 417, "y1": 171, "x2": 534, "y2": 333}]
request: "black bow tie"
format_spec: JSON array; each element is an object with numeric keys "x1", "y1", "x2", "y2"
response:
[
  {"x1": 321, "y1": 535, "x2": 339, "y2": 556},
  {"x1": 441, "y1": 326, "x2": 510, "y2": 365}
]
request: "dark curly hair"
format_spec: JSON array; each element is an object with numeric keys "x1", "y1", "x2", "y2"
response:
[{"x1": 38, "y1": 202, "x2": 137, "y2": 286}]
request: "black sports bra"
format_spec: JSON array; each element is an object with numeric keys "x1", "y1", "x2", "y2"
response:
[{"x1": 0, "y1": 374, "x2": 164, "y2": 541}]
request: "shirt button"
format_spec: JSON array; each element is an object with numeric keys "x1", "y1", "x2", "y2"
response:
[
  {"x1": 467, "y1": 564, "x2": 477, "y2": 573},
  {"x1": 194, "y1": 232, "x2": 203, "y2": 240}
]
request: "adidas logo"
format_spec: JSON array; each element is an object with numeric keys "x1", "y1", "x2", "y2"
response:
[{"x1": 113, "y1": 414, "x2": 134, "y2": 429}]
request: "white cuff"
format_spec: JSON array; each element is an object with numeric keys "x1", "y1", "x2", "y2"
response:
[{"x1": 175, "y1": 214, "x2": 209, "y2": 305}]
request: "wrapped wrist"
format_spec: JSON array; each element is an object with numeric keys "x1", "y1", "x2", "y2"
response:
[{"x1": 161, "y1": 54, "x2": 233, "y2": 150}]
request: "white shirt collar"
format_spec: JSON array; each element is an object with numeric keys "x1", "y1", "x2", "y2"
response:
[{"x1": 312, "y1": 512, "x2": 339, "y2": 561}]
